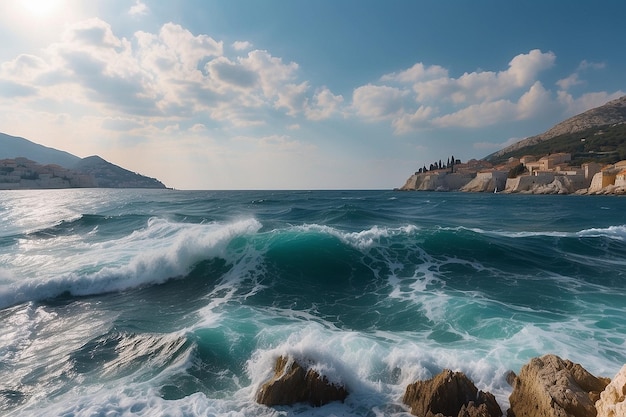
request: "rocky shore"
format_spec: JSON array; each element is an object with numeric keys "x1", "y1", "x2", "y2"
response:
[
  {"x1": 397, "y1": 165, "x2": 626, "y2": 195},
  {"x1": 255, "y1": 354, "x2": 625, "y2": 417}
]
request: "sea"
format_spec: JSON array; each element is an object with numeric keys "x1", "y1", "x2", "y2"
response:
[{"x1": 1, "y1": 189, "x2": 625, "y2": 416}]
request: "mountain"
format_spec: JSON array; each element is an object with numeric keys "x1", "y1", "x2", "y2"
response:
[
  {"x1": 0, "y1": 132, "x2": 166, "y2": 189},
  {"x1": 485, "y1": 95, "x2": 626, "y2": 162},
  {"x1": 73, "y1": 155, "x2": 165, "y2": 188},
  {"x1": 0, "y1": 132, "x2": 81, "y2": 167}
]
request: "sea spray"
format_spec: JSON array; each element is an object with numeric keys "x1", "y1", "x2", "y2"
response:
[{"x1": 1, "y1": 189, "x2": 625, "y2": 416}]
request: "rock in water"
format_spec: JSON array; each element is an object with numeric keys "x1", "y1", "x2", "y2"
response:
[
  {"x1": 595, "y1": 364, "x2": 626, "y2": 417},
  {"x1": 403, "y1": 369, "x2": 501, "y2": 417},
  {"x1": 508, "y1": 354, "x2": 609, "y2": 417},
  {"x1": 255, "y1": 356, "x2": 348, "y2": 407}
]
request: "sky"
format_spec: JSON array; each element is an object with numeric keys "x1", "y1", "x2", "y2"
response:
[{"x1": 0, "y1": 0, "x2": 624, "y2": 190}]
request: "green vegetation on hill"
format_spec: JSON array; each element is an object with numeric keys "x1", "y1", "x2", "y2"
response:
[{"x1": 486, "y1": 123, "x2": 626, "y2": 166}]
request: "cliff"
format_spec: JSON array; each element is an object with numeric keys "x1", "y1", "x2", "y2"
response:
[{"x1": 398, "y1": 171, "x2": 474, "y2": 191}]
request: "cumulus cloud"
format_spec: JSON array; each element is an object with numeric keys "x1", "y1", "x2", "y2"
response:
[
  {"x1": 0, "y1": 18, "x2": 620, "y2": 147},
  {"x1": 0, "y1": 17, "x2": 340, "y2": 130},
  {"x1": 304, "y1": 87, "x2": 344, "y2": 120},
  {"x1": 351, "y1": 49, "x2": 564, "y2": 133},
  {"x1": 352, "y1": 84, "x2": 408, "y2": 119},
  {"x1": 433, "y1": 81, "x2": 552, "y2": 128},
  {"x1": 129, "y1": 0, "x2": 149, "y2": 16}
]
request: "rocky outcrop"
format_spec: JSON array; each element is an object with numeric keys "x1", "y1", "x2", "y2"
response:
[
  {"x1": 403, "y1": 369, "x2": 501, "y2": 417},
  {"x1": 595, "y1": 364, "x2": 626, "y2": 417},
  {"x1": 398, "y1": 172, "x2": 474, "y2": 191},
  {"x1": 255, "y1": 356, "x2": 348, "y2": 407},
  {"x1": 508, "y1": 354, "x2": 609, "y2": 417},
  {"x1": 461, "y1": 171, "x2": 508, "y2": 193}
]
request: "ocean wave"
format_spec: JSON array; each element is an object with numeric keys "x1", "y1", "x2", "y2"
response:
[{"x1": 0, "y1": 218, "x2": 262, "y2": 309}]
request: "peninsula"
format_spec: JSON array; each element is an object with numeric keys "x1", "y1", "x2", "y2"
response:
[
  {"x1": 397, "y1": 95, "x2": 626, "y2": 195},
  {"x1": 0, "y1": 133, "x2": 167, "y2": 190}
]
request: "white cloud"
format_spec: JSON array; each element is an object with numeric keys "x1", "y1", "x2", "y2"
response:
[
  {"x1": 304, "y1": 87, "x2": 344, "y2": 120},
  {"x1": 382, "y1": 49, "x2": 556, "y2": 106},
  {"x1": 381, "y1": 62, "x2": 448, "y2": 83},
  {"x1": 351, "y1": 49, "x2": 562, "y2": 133},
  {"x1": 189, "y1": 123, "x2": 207, "y2": 132},
  {"x1": 232, "y1": 41, "x2": 253, "y2": 51},
  {"x1": 275, "y1": 82, "x2": 309, "y2": 116},
  {"x1": 557, "y1": 73, "x2": 582, "y2": 90},
  {"x1": 240, "y1": 50, "x2": 299, "y2": 98},
  {"x1": 352, "y1": 84, "x2": 408, "y2": 119},
  {"x1": 432, "y1": 82, "x2": 552, "y2": 128},
  {"x1": 557, "y1": 90, "x2": 626, "y2": 117},
  {"x1": 62, "y1": 18, "x2": 123, "y2": 49},
  {"x1": 391, "y1": 106, "x2": 434, "y2": 134},
  {"x1": 129, "y1": 0, "x2": 149, "y2": 16}
]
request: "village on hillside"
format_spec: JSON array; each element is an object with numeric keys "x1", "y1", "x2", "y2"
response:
[
  {"x1": 0, "y1": 157, "x2": 96, "y2": 189},
  {"x1": 398, "y1": 153, "x2": 626, "y2": 195}
]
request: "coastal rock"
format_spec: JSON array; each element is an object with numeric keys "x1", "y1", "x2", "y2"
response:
[
  {"x1": 403, "y1": 369, "x2": 501, "y2": 417},
  {"x1": 460, "y1": 171, "x2": 508, "y2": 193},
  {"x1": 595, "y1": 364, "x2": 626, "y2": 417},
  {"x1": 508, "y1": 354, "x2": 609, "y2": 417},
  {"x1": 398, "y1": 172, "x2": 474, "y2": 191},
  {"x1": 255, "y1": 356, "x2": 348, "y2": 407}
]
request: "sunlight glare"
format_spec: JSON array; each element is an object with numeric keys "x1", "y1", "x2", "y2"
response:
[{"x1": 20, "y1": 0, "x2": 62, "y2": 17}]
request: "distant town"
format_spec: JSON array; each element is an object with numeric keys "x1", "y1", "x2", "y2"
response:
[
  {"x1": 398, "y1": 153, "x2": 626, "y2": 195},
  {"x1": 0, "y1": 157, "x2": 166, "y2": 189}
]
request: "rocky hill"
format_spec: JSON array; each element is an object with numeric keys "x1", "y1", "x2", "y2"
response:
[
  {"x1": 0, "y1": 132, "x2": 166, "y2": 189},
  {"x1": 486, "y1": 95, "x2": 626, "y2": 161},
  {"x1": 73, "y1": 156, "x2": 165, "y2": 188}
]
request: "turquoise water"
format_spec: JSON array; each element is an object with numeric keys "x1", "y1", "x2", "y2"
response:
[{"x1": 1, "y1": 189, "x2": 625, "y2": 416}]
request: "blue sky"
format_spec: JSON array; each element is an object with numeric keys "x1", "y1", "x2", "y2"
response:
[{"x1": 0, "y1": 0, "x2": 624, "y2": 189}]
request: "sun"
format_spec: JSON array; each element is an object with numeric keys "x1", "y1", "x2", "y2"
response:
[{"x1": 20, "y1": 0, "x2": 63, "y2": 17}]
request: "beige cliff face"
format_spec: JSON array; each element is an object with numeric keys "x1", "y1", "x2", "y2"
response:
[
  {"x1": 596, "y1": 364, "x2": 626, "y2": 417},
  {"x1": 398, "y1": 171, "x2": 474, "y2": 191}
]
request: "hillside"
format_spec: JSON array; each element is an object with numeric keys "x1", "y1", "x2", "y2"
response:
[
  {"x1": 0, "y1": 132, "x2": 81, "y2": 167},
  {"x1": 486, "y1": 122, "x2": 626, "y2": 166},
  {"x1": 73, "y1": 156, "x2": 165, "y2": 188},
  {"x1": 486, "y1": 95, "x2": 626, "y2": 162},
  {"x1": 0, "y1": 132, "x2": 166, "y2": 189}
]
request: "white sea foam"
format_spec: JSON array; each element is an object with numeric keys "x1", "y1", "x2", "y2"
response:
[
  {"x1": 0, "y1": 218, "x2": 262, "y2": 309},
  {"x1": 292, "y1": 223, "x2": 420, "y2": 250},
  {"x1": 578, "y1": 224, "x2": 626, "y2": 240},
  {"x1": 464, "y1": 224, "x2": 626, "y2": 240}
]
